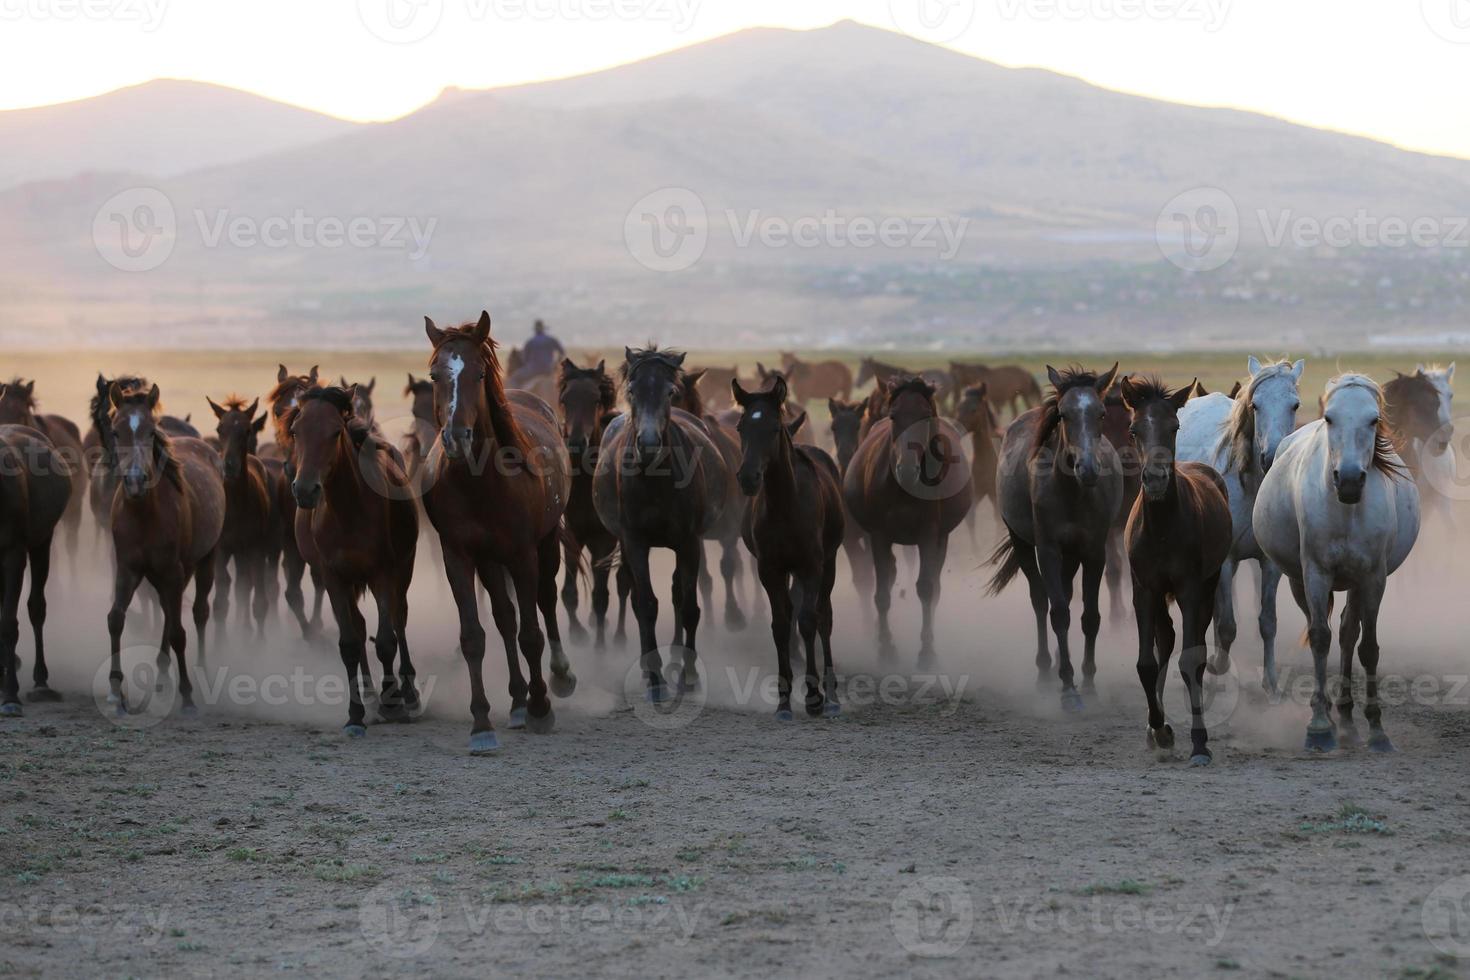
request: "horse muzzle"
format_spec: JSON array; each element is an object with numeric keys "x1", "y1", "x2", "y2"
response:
[
  {"x1": 442, "y1": 427, "x2": 473, "y2": 460},
  {"x1": 121, "y1": 475, "x2": 149, "y2": 500},
  {"x1": 1141, "y1": 471, "x2": 1170, "y2": 502},
  {"x1": 293, "y1": 479, "x2": 323, "y2": 510},
  {"x1": 1333, "y1": 467, "x2": 1366, "y2": 504}
]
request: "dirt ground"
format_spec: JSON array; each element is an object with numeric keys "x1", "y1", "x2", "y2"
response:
[{"x1": 2, "y1": 351, "x2": 1470, "y2": 978}]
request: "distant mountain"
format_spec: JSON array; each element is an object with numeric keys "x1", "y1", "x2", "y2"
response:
[
  {"x1": 0, "y1": 79, "x2": 361, "y2": 191},
  {"x1": 1, "y1": 22, "x2": 1466, "y2": 351}
]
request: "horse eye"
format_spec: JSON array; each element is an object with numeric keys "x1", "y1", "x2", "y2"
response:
[{"x1": 1291, "y1": 401, "x2": 1300, "y2": 411}]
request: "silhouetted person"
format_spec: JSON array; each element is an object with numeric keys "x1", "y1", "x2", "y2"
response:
[{"x1": 511, "y1": 319, "x2": 564, "y2": 386}]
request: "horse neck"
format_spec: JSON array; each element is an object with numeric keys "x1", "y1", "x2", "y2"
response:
[
  {"x1": 321, "y1": 431, "x2": 368, "y2": 514},
  {"x1": 759, "y1": 432, "x2": 799, "y2": 504}
]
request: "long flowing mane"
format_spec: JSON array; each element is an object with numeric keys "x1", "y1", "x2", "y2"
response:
[
  {"x1": 1216, "y1": 359, "x2": 1297, "y2": 474},
  {"x1": 432, "y1": 321, "x2": 530, "y2": 456},
  {"x1": 1325, "y1": 374, "x2": 1408, "y2": 479},
  {"x1": 1032, "y1": 366, "x2": 1103, "y2": 458}
]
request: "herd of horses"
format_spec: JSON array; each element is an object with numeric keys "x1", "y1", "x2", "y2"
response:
[{"x1": 0, "y1": 316, "x2": 1453, "y2": 762}]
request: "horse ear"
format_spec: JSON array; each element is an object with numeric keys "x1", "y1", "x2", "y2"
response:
[
  {"x1": 425, "y1": 317, "x2": 446, "y2": 347},
  {"x1": 366, "y1": 377, "x2": 376, "y2": 393},
  {"x1": 1290, "y1": 359, "x2": 1304, "y2": 382},
  {"x1": 339, "y1": 376, "x2": 349, "y2": 388},
  {"x1": 1095, "y1": 362, "x2": 1119, "y2": 394},
  {"x1": 771, "y1": 374, "x2": 788, "y2": 405},
  {"x1": 22, "y1": 381, "x2": 34, "y2": 396},
  {"x1": 245, "y1": 397, "x2": 260, "y2": 418},
  {"x1": 207, "y1": 396, "x2": 226, "y2": 419},
  {"x1": 406, "y1": 373, "x2": 416, "y2": 388},
  {"x1": 596, "y1": 359, "x2": 606, "y2": 374},
  {"x1": 277, "y1": 364, "x2": 288, "y2": 383},
  {"x1": 1170, "y1": 380, "x2": 1196, "y2": 411},
  {"x1": 786, "y1": 411, "x2": 807, "y2": 438},
  {"x1": 108, "y1": 382, "x2": 123, "y2": 408},
  {"x1": 731, "y1": 379, "x2": 750, "y2": 407},
  {"x1": 147, "y1": 384, "x2": 160, "y2": 410},
  {"x1": 1193, "y1": 381, "x2": 1209, "y2": 397},
  {"x1": 308, "y1": 366, "x2": 319, "y2": 384},
  {"x1": 977, "y1": 381, "x2": 988, "y2": 398},
  {"x1": 686, "y1": 369, "x2": 707, "y2": 389},
  {"x1": 856, "y1": 400, "x2": 868, "y2": 419},
  {"x1": 1046, "y1": 365, "x2": 1063, "y2": 389},
  {"x1": 1416, "y1": 363, "x2": 1427, "y2": 375},
  {"x1": 1118, "y1": 377, "x2": 1139, "y2": 410},
  {"x1": 1247, "y1": 355, "x2": 1263, "y2": 377},
  {"x1": 252, "y1": 413, "x2": 268, "y2": 434},
  {"x1": 828, "y1": 398, "x2": 840, "y2": 417},
  {"x1": 1448, "y1": 363, "x2": 1456, "y2": 382},
  {"x1": 624, "y1": 346, "x2": 636, "y2": 365},
  {"x1": 471, "y1": 310, "x2": 492, "y2": 344},
  {"x1": 344, "y1": 385, "x2": 359, "y2": 415},
  {"x1": 1228, "y1": 380, "x2": 1242, "y2": 399},
  {"x1": 560, "y1": 358, "x2": 577, "y2": 378}
]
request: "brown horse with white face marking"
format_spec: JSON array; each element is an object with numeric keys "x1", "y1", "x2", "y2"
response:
[
  {"x1": 843, "y1": 377, "x2": 973, "y2": 662},
  {"x1": 207, "y1": 395, "x2": 272, "y2": 640},
  {"x1": 0, "y1": 426, "x2": 72, "y2": 715},
  {"x1": 289, "y1": 386, "x2": 419, "y2": 735},
  {"x1": 420, "y1": 312, "x2": 575, "y2": 754},
  {"x1": 105, "y1": 384, "x2": 225, "y2": 717},
  {"x1": 0, "y1": 380, "x2": 84, "y2": 568}
]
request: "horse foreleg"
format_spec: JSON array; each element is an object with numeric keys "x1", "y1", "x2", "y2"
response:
[
  {"x1": 623, "y1": 540, "x2": 663, "y2": 701},
  {"x1": 323, "y1": 575, "x2": 367, "y2": 737},
  {"x1": 674, "y1": 539, "x2": 703, "y2": 694},
  {"x1": 1104, "y1": 527, "x2": 1126, "y2": 625},
  {"x1": 25, "y1": 539, "x2": 59, "y2": 702},
  {"x1": 870, "y1": 534, "x2": 896, "y2": 657},
  {"x1": 479, "y1": 561, "x2": 525, "y2": 729},
  {"x1": 1257, "y1": 559, "x2": 1283, "y2": 693},
  {"x1": 720, "y1": 538, "x2": 746, "y2": 631},
  {"x1": 106, "y1": 567, "x2": 142, "y2": 714},
  {"x1": 212, "y1": 551, "x2": 232, "y2": 649},
  {"x1": 561, "y1": 537, "x2": 587, "y2": 643},
  {"x1": 1207, "y1": 556, "x2": 1238, "y2": 677},
  {"x1": 509, "y1": 556, "x2": 553, "y2": 733},
  {"x1": 915, "y1": 535, "x2": 947, "y2": 667},
  {"x1": 1079, "y1": 555, "x2": 1104, "y2": 691},
  {"x1": 590, "y1": 541, "x2": 613, "y2": 649},
  {"x1": 697, "y1": 539, "x2": 714, "y2": 620},
  {"x1": 193, "y1": 552, "x2": 215, "y2": 668},
  {"x1": 282, "y1": 544, "x2": 312, "y2": 642},
  {"x1": 1038, "y1": 546, "x2": 1080, "y2": 710},
  {"x1": 1354, "y1": 578, "x2": 1393, "y2": 752},
  {"x1": 1301, "y1": 564, "x2": 1337, "y2": 752},
  {"x1": 1133, "y1": 585, "x2": 1165, "y2": 746},
  {"x1": 393, "y1": 578, "x2": 417, "y2": 713},
  {"x1": 158, "y1": 575, "x2": 196, "y2": 716},
  {"x1": 796, "y1": 568, "x2": 823, "y2": 716},
  {"x1": 818, "y1": 552, "x2": 840, "y2": 716},
  {"x1": 0, "y1": 549, "x2": 24, "y2": 716},
  {"x1": 1334, "y1": 591, "x2": 1362, "y2": 747},
  {"x1": 368, "y1": 580, "x2": 402, "y2": 722},
  {"x1": 444, "y1": 549, "x2": 495, "y2": 753},
  {"x1": 538, "y1": 533, "x2": 576, "y2": 698},
  {"x1": 760, "y1": 561, "x2": 793, "y2": 719},
  {"x1": 614, "y1": 560, "x2": 632, "y2": 648}
]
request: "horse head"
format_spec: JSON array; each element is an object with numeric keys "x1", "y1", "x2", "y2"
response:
[
  {"x1": 886, "y1": 376, "x2": 943, "y2": 494},
  {"x1": 558, "y1": 358, "x2": 614, "y2": 458},
  {"x1": 1237, "y1": 356, "x2": 1304, "y2": 473},
  {"x1": 733, "y1": 374, "x2": 802, "y2": 496},
  {"x1": 208, "y1": 394, "x2": 263, "y2": 481},
  {"x1": 424, "y1": 311, "x2": 497, "y2": 461},
  {"x1": 621, "y1": 345, "x2": 686, "y2": 460},
  {"x1": 1120, "y1": 376, "x2": 1194, "y2": 502},
  {"x1": 1039, "y1": 363, "x2": 1119, "y2": 489},
  {"x1": 288, "y1": 386, "x2": 356, "y2": 509},
  {"x1": 827, "y1": 397, "x2": 867, "y2": 472},
  {"x1": 109, "y1": 382, "x2": 165, "y2": 500},
  {"x1": 1323, "y1": 374, "x2": 1399, "y2": 504}
]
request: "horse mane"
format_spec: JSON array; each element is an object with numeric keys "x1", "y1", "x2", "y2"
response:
[
  {"x1": 621, "y1": 345, "x2": 686, "y2": 385},
  {"x1": 4, "y1": 378, "x2": 38, "y2": 411},
  {"x1": 559, "y1": 361, "x2": 617, "y2": 412},
  {"x1": 296, "y1": 385, "x2": 377, "y2": 451},
  {"x1": 268, "y1": 372, "x2": 317, "y2": 447},
  {"x1": 432, "y1": 321, "x2": 529, "y2": 456},
  {"x1": 1217, "y1": 359, "x2": 1297, "y2": 474},
  {"x1": 889, "y1": 375, "x2": 937, "y2": 408},
  {"x1": 1122, "y1": 375, "x2": 1175, "y2": 405},
  {"x1": 221, "y1": 393, "x2": 253, "y2": 412},
  {"x1": 1032, "y1": 366, "x2": 1103, "y2": 458},
  {"x1": 1326, "y1": 374, "x2": 1408, "y2": 479}
]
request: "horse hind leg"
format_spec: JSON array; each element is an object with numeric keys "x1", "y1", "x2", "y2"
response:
[
  {"x1": 674, "y1": 540, "x2": 703, "y2": 695},
  {"x1": 212, "y1": 552, "x2": 232, "y2": 651},
  {"x1": 1257, "y1": 560, "x2": 1283, "y2": 693},
  {"x1": 509, "y1": 558, "x2": 554, "y2": 734},
  {"x1": 0, "y1": 550, "x2": 24, "y2": 716},
  {"x1": 561, "y1": 538, "x2": 588, "y2": 643},
  {"x1": 1333, "y1": 592, "x2": 1362, "y2": 747},
  {"x1": 796, "y1": 571, "x2": 823, "y2": 716},
  {"x1": 193, "y1": 552, "x2": 216, "y2": 668},
  {"x1": 1011, "y1": 537, "x2": 1051, "y2": 683},
  {"x1": 720, "y1": 538, "x2": 746, "y2": 631},
  {"x1": 538, "y1": 533, "x2": 576, "y2": 698},
  {"x1": 369, "y1": 580, "x2": 404, "y2": 722},
  {"x1": 870, "y1": 535, "x2": 897, "y2": 658},
  {"x1": 1206, "y1": 557, "x2": 1238, "y2": 677},
  {"x1": 480, "y1": 563, "x2": 527, "y2": 730},
  {"x1": 24, "y1": 539, "x2": 61, "y2": 702}
]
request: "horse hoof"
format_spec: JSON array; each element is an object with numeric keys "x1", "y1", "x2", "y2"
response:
[
  {"x1": 0, "y1": 702, "x2": 22, "y2": 718},
  {"x1": 1060, "y1": 691, "x2": 1084, "y2": 713},
  {"x1": 508, "y1": 706, "x2": 527, "y2": 730},
  {"x1": 26, "y1": 686, "x2": 61, "y2": 703},
  {"x1": 1147, "y1": 725, "x2": 1174, "y2": 750},
  {"x1": 549, "y1": 671, "x2": 577, "y2": 699},
  {"x1": 526, "y1": 707, "x2": 555, "y2": 735},
  {"x1": 376, "y1": 704, "x2": 406, "y2": 724},
  {"x1": 1189, "y1": 753, "x2": 1212, "y2": 767},
  {"x1": 805, "y1": 702, "x2": 824, "y2": 718},
  {"x1": 114, "y1": 700, "x2": 129, "y2": 718},
  {"x1": 823, "y1": 702, "x2": 841, "y2": 719},
  {"x1": 774, "y1": 708, "x2": 793, "y2": 722},
  {"x1": 1304, "y1": 727, "x2": 1337, "y2": 753},
  {"x1": 180, "y1": 704, "x2": 199, "y2": 719},
  {"x1": 469, "y1": 731, "x2": 500, "y2": 755},
  {"x1": 1337, "y1": 722, "x2": 1362, "y2": 748},
  {"x1": 1368, "y1": 732, "x2": 1396, "y2": 753},
  {"x1": 343, "y1": 723, "x2": 367, "y2": 739}
]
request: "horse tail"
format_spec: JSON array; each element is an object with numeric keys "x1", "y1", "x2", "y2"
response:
[
  {"x1": 558, "y1": 520, "x2": 592, "y2": 588},
  {"x1": 985, "y1": 533, "x2": 1021, "y2": 596},
  {"x1": 1298, "y1": 592, "x2": 1335, "y2": 647}
]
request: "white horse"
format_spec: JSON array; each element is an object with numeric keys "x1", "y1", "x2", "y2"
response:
[
  {"x1": 1253, "y1": 375, "x2": 1420, "y2": 752},
  {"x1": 1177, "y1": 356, "x2": 1303, "y2": 691}
]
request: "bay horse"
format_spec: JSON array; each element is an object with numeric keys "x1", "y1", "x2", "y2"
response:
[
  {"x1": 594, "y1": 346, "x2": 730, "y2": 701},
  {"x1": 265, "y1": 364, "x2": 326, "y2": 639},
  {"x1": 1177, "y1": 356, "x2": 1304, "y2": 692},
  {"x1": 779, "y1": 352, "x2": 853, "y2": 403},
  {"x1": 1120, "y1": 377, "x2": 1231, "y2": 765},
  {"x1": 420, "y1": 312, "x2": 575, "y2": 754},
  {"x1": 827, "y1": 397, "x2": 874, "y2": 610},
  {"x1": 402, "y1": 373, "x2": 437, "y2": 482},
  {"x1": 207, "y1": 395, "x2": 273, "y2": 640},
  {"x1": 677, "y1": 369, "x2": 750, "y2": 628},
  {"x1": 1383, "y1": 366, "x2": 1455, "y2": 530},
  {"x1": 843, "y1": 377, "x2": 972, "y2": 661},
  {"x1": 950, "y1": 363, "x2": 1043, "y2": 417},
  {"x1": 289, "y1": 385, "x2": 419, "y2": 735},
  {"x1": 0, "y1": 380, "x2": 84, "y2": 566},
  {"x1": 105, "y1": 384, "x2": 225, "y2": 716},
  {"x1": 0, "y1": 426, "x2": 72, "y2": 715},
  {"x1": 954, "y1": 382, "x2": 1002, "y2": 541},
  {"x1": 856, "y1": 358, "x2": 953, "y2": 412},
  {"x1": 1255, "y1": 374, "x2": 1419, "y2": 752},
  {"x1": 557, "y1": 359, "x2": 631, "y2": 648},
  {"x1": 989, "y1": 364, "x2": 1122, "y2": 709},
  {"x1": 689, "y1": 365, "x2": 739, "y2": 411},
  {"x1": 734, "y1": 376, "x2": 844, "y2": 718}
]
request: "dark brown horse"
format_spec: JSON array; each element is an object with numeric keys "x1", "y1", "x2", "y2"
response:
[
  {"x1": 594, "y1": 346, "x2": 730, "y2": 700},
  {"x1": 1120, "y1": 377, "x2": 1232, "y2": 765},
  {"x1": 402, "y1": 373, "x2": 437, "y2": 483},
  {"x1": 954, "y1": 382, "x2": 1002, "y2": 541},
  {"x1": 0, "y1": 380, "x2": 84, "y2": 567},
  {"x1": 289, "y1": 386, "x2": 419, "y2": 735},
  {"x1": 735, "y1": 377, "x2": 844, "y2": 718},
  {"x1": 105, "y1": 385, "x2": 225, "y2": 716},
  {"x1": 0, "y1": 426, "x2": 72, "y2": 715},
  {"x1": 827, "y1": 397, "x2": 875, "y2": 610},
  {"x1": 779, "y1": 352, "x2": 854, "y2": 403},
  {"x1": 420, "y1": 312, "x2": 575, "y2": 754},
  {"x1": 989, "y1": 364, "x2": 1123, "y2": 710},
  {"x1": 265, "y1": 365, "x2": 326, "y2": 639},
  {"x1": 1383, "y1": 369, "x2": 1448, "y2": 481},
  {"x1": 677, "y1": 369, "x2": 750, "y2": 628},
  {"x1": 557, "y1": 359, "x2": 631, "y2": 648},
  {"x1": 207, "y1": 395, "x2": 273, "y2": 640},
  {"x1": 843, "y1": 377, "x2": 973, "y2": 661},
  {"x1": 1101, "y1": 381, "x2": 1143, "y2": 622}
]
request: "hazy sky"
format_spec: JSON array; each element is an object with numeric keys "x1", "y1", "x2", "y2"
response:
[{"x1": 3, "y1": 0, "x2": 1468, "y2": 159}]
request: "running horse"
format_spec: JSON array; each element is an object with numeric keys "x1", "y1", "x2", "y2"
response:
[
  {"x1": 0, "y1": 381, "x2": 84, "y2": 568},
  {"x1": 265, "y1": 364, "x2": 326, "y2": 640},
  {"x1": 1383, "y1": 366, "x2": 1455, "y2": 530},
  {"x1": 288, "y1": 385, "x2": 419, "y2": 735},
  {"x1": 402, "y1": 373, "x2": 437, "y2": 483},
  {"x1": 207, "y1": 395, "x2": 273, "y2": 640},
  {"x1": 420, "y1": 312, "x2": 575, "y2": 754},
  {"x1": 954, "y1": 382, "x2": 1002, "y2": 541},
  {"x1": 594, "y1": 346, "x2": 729, "y2": 701},
  {"x1": 1120, "y1": 376, "x2": 1231, "y2": 765},
  {"x1": 844, "y1": 376, "x2": 973, "y2": 662},
  {"x1": 779, "y1": 352, "x2": 854, "y2": 403},
  {"x1": 676, "y1": 368, "x2": 750, "y2": 628},
  {"x1": 104, "y1": 384, "x2": 225, "y2": 716},
  {"x1": 989, "y1": 364, "x2": 1123, "y2": 709},
  {"x1": 950, "y1": 363, "x2": 1043, "y2": 417}
]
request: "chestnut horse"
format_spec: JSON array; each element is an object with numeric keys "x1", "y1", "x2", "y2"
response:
[
  {"x1": 989, "y1": 364, "x2": 1123, "y2": 710},
  {"x1": 594, "y1": 346, "x2": 729, "y2": 700},
  {"x1": 289, "y1": 386, "x2": 419, "y2": 735},
  {"x1": 105, "y1": 384, "x2": 225, "y2": 716},
  {"x1": 843, "y1": 377, "x2": 973, "y2": 661},
  {"x1": 557, "y1": 359, "x2": 631, "y2": 648},
  {"x1": 0, "y1": 426, "x2": 72, "y2": 715},
  {"x1": 950, "y1": 363, "x2": 1043, "y2": 417},
  {"x1": 207, "y1": 396, "x2": 273, "y2": 640},
  {"x1": 734, "y1": 376, "x2": 844, "y2": 718},
  {"x1": 954, "y1": 382, "x2": 1002, "y2": 541},
  {"x1": 779, "y1": 352, "x2": 854, "y2": 403},
  {"x1": 420, "y1": 313, "x2": 575, "y2": 754},
  {"x1": 1120, "y1": 377, "x2": 1231, "y2": 765},
  {"x1": 0, "y1": 381, "x2": 84, "y2": 566},
  {"x1": 265, "y1": 365, "x2": 326, "y2": 639}
]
